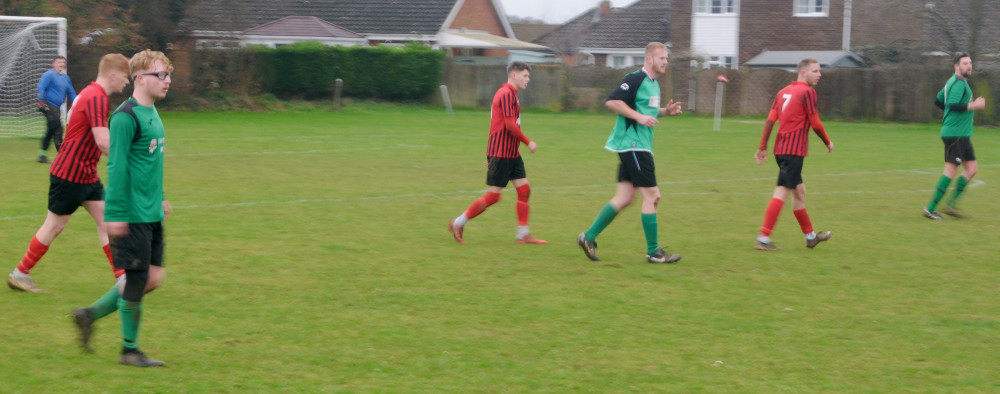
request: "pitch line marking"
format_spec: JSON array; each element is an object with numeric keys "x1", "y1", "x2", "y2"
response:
[
  {"x1": 0, "y1": 171, "x2": 988, "y2": 220},
  {"x1": 165, "y1": 144, "x2": 431, "y2": 158}
]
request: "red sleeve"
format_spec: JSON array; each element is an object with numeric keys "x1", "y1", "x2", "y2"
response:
[
  {"x1": 505, "y1": 117, "x2": 531, "y2": 145},
  {"x1": 759, "y1": 108, "x2": 779, "y2": 150},
  {"x1": 809, "y1": 112, "x2": 831, "y2": 145},
  {"x1": 87, "y1": 95, "x2": 109, "y2": 129},
  {"x1": 500, "y1": 90, "x2": 530, "y2": 145}
]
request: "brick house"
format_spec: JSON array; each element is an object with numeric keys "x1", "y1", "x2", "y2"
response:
[
  {"x1": 532, "y1": 0, "x2": 671, "y2": 68},
  {"x1": 180, "y1": 0, "x2": 542, "y2": 57},
  {"x1": 172, "y1": 0, "x2": 552, "y2": 91},
  {"x1": 671, "y1": 0, "x2": 848, "y2": 68},
  {"x1": 670, "y1": 0, "x2": 1000, "y2": 68}
]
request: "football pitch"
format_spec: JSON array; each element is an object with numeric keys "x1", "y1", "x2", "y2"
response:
[{"x1": 1, "y1": 105, "x2": 998, "y2": 392}]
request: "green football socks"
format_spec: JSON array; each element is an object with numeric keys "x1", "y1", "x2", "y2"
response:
[
  {"x1": 926, "y1": 175, "x2": 953, "y2": 212},
  {"x1": 641, "y1": 213, "x2": 658, "y2": 255},
  {"x1": 585, "y1": 203, "x2": 618, "y2": 241},
  {"x1": 88, "y1": 284, "x2": 121, "y2": 320},
  {"x1": 947, "y1": 175, "x2": 969, "y2": 208},
  {"x1": 118, "y1": 298, "x2": 143, "y2": 350}
]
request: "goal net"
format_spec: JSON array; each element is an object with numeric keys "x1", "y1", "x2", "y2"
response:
[{"x1": 0, "y1": 16, "x2": 66, "y2": 138}]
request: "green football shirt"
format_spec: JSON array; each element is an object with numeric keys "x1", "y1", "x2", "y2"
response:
[
  {"x1": 105, "y1": 98, "x2": 166, "y2": 223},
  {"x1": 604, "y1": 69, "x2": 662, "y2": 153},
  {"x1": 937, "y1": 74, "x2": 974, "y2": 137}
]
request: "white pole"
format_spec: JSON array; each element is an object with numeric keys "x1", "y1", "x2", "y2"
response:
[
  {"x1": 688, "y1": 60, "x2": 697, "y2": 112},
  {"x1": 713, "y1": 81, "x2": 724, "y2": 131},
  {"x1": 333, "y1": 78, "x2": 343, "y2": 109},
  {"x1": 842, "y1": 0, "x2": 853, "y2": 51},
  {"x1": 57, "y1": 17, "x2": 67, "y2": 57},
  {"x1": 440, "y1": 84, "x2": 453, "y2": 114}
]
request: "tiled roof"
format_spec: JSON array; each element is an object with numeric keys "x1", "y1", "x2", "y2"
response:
[
  {"x1": 509, "y1": 23, "x2": 558, "y2": 42},
  {"x1": 534, "y1": 0, "x2": 670, "y2": 53},
  {"x1": 183, "y1": 0, "x2": 459, "y2": 36},
  {"x1": 579, "y1": 0, "x2": 670, "y2": 48},
  {"x1": 244, "y1": 16, "x2": 363, "y2": 38},
  {"x1": 744, "y1": 50, "x2": 864, "y2": 69}
]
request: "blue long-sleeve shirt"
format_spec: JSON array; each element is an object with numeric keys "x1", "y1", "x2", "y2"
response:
[{"x1": 37, "y1": 69, "x2": 77, "y2": 107}]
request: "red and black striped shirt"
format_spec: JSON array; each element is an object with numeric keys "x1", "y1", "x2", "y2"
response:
[
  {"x1": 764, "y1": 81, "x2": 830, "y2": 157},
  {"x1": 487, "y1": 83, "x2": 531, "y2": 159},
  {"x1": 50, "y1": 82, "x2": 108, "y2": 184}
]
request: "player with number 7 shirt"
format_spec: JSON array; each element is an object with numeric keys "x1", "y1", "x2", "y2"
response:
[{"x1": 753, "y1": 58, "x2": 835, "y2": 251}]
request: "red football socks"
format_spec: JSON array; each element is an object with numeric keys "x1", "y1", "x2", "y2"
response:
[
  {"x1": 103, "y1": 243, "x2": 124, "y2": 278},
  {"x1": 16, "y1": 236, "x2": 49, "y2": 275},
  {"x1": 793, "y1": 209, "x2": 813, "y2": 234},
  {"x1": 516, "y1": 184, "x2": 530, "y2": 226},
  {"x1": 464, "y1": 192, "x2": 501, "y2": 220},
  {"x1": 759, "y1": 198, "x2": 784, "y2": 236}
]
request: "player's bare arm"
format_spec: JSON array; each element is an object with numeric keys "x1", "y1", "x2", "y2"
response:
[
  {"x1": 658, "y1": 100, "x2": 683, "y2": 116},
  {"x1": 92, "y1": 126, "x2": 110, "y2": 154},
  {"x1": 606, "y1": 99, "x2": 657, "y2": 127},
  {"x1": 755, "y1": 149, "x2": 768, "y2": 164},
  {"x1": 969, "y1": 97, "x2": 986, "y2": 110}
]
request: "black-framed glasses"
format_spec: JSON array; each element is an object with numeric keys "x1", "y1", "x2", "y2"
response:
[{"x1": 139, "y1": 71, "x2": 170, "y2": 80}]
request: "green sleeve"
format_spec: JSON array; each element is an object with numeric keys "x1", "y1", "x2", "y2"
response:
[
  {"x1": 945, "y1": 80, "x2": 967, "y2": 108},
  {"x1": 104, "y1": 112, "x2": 135, "y2": 222}
]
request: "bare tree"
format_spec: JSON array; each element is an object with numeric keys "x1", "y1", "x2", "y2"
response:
[{"x1": 923, "y1": 0, "x2": 992, "y2": 57}]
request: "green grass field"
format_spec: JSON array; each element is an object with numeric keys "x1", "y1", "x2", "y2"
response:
[{"x1": 1, "y1": 105, "x2": 999, "y2": 392}]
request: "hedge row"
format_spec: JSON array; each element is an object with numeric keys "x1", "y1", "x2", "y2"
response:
[{"x1": 254, "y1": 42, "x2": 444, "y2": 100}]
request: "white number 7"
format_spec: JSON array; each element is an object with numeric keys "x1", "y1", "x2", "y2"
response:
[{"x1": 781, "y1": 93, "x2": 793, "y2": 112}]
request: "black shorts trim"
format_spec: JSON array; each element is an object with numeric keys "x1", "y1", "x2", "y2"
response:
[
  {"x1": 111, "y1": 222, "x2": 165, "y2": 270},
  {"x1": 48, "y1": 174, "x2": 103, "y2": 215},
  {"x1": 617, "y1": 151, "x2": 657, "y2": 187},
  {"x1": 775, "y1": 155, "x2": 804, "y2": 188},
  {"x1": 943, "y1": 137, "x2": 975, "y2": 164},
  {"x1": 486, "y1": 156, "x2": 526, "y2": 187}
]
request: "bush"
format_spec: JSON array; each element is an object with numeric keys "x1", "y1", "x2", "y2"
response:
[{"x1": 252, "y1": 42, "x2": 444, "y2": 100}]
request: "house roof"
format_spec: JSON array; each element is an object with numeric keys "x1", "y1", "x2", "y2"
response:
[
  {"x1": 509, "y1": 23, "x2": 558, "y2": 42},
  {"x1": 534, "y1": 0, "x2": 670, "y2": 54},
  {"x1": 437, "y1": 30, "x2": 550, "y2": 51},
  {"x1": 183, "y1": 0, "x2": 460, "y2": 36},
  {"x1": 744, "y1": 50, "x2": 864, "y2": 69},
  {"x1": 243, "y1": 16, "x2": 363, "y2": 38}
]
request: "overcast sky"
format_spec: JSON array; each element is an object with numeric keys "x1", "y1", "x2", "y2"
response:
[{"x1": 498, "y1": 0, "x2": 637, "y2": 24}]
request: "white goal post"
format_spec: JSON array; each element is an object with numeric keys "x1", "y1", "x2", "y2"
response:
[{"x1": 0, "y1": 16, "x2": 67, "y2": 138}]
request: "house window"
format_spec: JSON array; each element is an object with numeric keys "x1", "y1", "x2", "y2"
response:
[
  {"x1": 606, "y1": 55, "x2": 645, "y2": 69},
  {"x1": 708, "y1": 56, "x2": 734, "y2": 68},
  {"x1": 695, "y1": 0, "x2": 736, "y2": 14},
  {"x1": 794, "y1": 0, "x2": 828, "y2": 16}
]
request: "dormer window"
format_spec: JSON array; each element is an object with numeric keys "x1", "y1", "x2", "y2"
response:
[
  {"x1": 794, "y1": 0, "x2": 828, "y2": 17},
  {"x1": 695, "y1": 0, "x2": 737, "y2": 15}
]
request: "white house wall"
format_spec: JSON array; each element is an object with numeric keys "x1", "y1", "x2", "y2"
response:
[{"x1": 691, "y1": 14, "x2": 740, "y2": 66}]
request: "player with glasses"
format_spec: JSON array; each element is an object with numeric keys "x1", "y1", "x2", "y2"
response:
[{"x1": 72, "y1": 49, "x2": 173, "y2": 368}]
